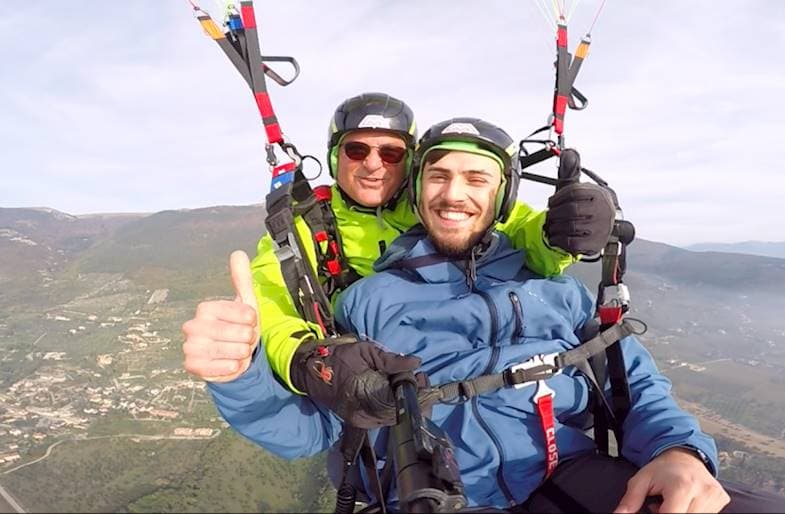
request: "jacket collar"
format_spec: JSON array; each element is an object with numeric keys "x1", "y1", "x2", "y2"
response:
[{"x1": 373, "y1": 225, "x2": 527, "y2": 284}]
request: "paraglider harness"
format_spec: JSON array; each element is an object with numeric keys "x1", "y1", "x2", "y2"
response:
[{"x1": 189, "y1": 0, "x2": 359, "y2": 337}]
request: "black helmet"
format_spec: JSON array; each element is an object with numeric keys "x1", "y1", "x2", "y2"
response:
[
  {"x1": 327, "y1": 92, "x2": 417, "y2": 177},
  {"x1": 410, "y1": 117, "x2": 521, "y2": 224}
]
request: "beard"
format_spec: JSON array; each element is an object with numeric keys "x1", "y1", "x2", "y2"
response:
[
  {"x1": 428, "y1": 228, "x2": 488, "y2": 258},
  {"x1": 423, "y1": 200, "x2": 496, "y2": 258}
]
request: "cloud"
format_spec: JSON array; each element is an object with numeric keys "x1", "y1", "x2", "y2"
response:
[{"x1": 1, "y1": 1, "x2": 783, "y2": 245}]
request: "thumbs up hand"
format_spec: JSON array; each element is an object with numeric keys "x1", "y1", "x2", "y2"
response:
[
  {"x1": 544, "y1": 148, "x2": 616, "y2": 257},
  {"x1": 182, "y1": 251, "x2": 260, "y2": 383}
]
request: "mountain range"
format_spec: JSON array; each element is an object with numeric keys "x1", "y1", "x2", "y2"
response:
[{"x1": 685, "y1": 241, "x2": 785, "y2": 260}]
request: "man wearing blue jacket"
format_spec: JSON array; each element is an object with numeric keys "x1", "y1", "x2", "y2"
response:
[{"x1": 206, "y1": 118, "x2": 782, "y2": 512}]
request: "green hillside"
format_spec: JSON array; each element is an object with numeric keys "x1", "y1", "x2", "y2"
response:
[{"x1": 2, "y1": 431, "x2": 334, "y2": 513}]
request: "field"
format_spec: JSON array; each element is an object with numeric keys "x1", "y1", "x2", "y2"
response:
[{"x1": 2, "y1": 430, "x2": 334, "y2": 513}]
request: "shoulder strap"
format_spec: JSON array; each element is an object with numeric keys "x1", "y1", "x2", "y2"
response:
[
  {"x1": 306, "y1": 186, "x2": 363, "y2": 297},
  {"x1": 264, "y1": 171, "x2": 336, "y2": 335}
]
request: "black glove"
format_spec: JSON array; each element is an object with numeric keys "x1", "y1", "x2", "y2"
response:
[
  {"x1": 544, "y1": 148, "x2": 616, "y2": 257},
  {"x1": 290, "y1": 336, "x2": 433, "y2": 429},
  {"x1": 544, "y1": 182, "x2": 616, "y2": 256}
]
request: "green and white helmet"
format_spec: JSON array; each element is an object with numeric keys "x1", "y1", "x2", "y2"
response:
[
  {"x1": 410, "y1": 117, "x2": 521, "y2": 224},
  {"x1": 327, "y1": 92, "x2": 417, "y2": 177}
]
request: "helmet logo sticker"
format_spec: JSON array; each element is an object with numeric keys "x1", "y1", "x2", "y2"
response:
[
  {"x1": 357, "y1": 114, "x2": 393, "y2": 129},
  {"x1": 441, "y1": 122, "x2": 480, "y2": 136}
]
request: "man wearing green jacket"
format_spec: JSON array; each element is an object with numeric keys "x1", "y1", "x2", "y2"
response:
[{"x1": 182, "y1": 92, "x2": 616, "y2": 399}]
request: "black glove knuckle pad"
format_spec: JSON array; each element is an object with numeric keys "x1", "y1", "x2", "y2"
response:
[{"x1": 290, "y1": 338, "x2": 423, "y2": 429}]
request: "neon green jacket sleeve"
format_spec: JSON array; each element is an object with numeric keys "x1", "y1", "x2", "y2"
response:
[{"x1": 496, "y1": 201, "x2": 576, "y2": 277}]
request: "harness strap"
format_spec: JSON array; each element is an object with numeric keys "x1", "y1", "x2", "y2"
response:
[
  {"x1": 265, "y1": 178, "x2": 366, "y2": 336},
  {"x1": 335, "y1": 427, "x2": 366, "y2": 514},
  {"x1": 359, "y1": 435, "x2": 386, "y2": 513},
  {"x1": 597, "y1": 220, "x2": 636, "y2": 445},
  {"x1": 431, "y1": 320, "x2": 633, "y2": 485},
  {"x1": 535, "y1": 381, "x2": 559, "y2": 478},
  {"x1": 552, "y1": 22, "x2": 592, "y2": 141},
  {"x1": 307, "y1": 186, "x2": 362, "y2": 296},
  {"x1": 265, "y1": 178, "x2": 336, "y2": 335},
  {"x1": 606, "y1": 340, "x2": 631, "y2": 442},
  {"x1": 238, "y1": 1, "x2": 283, "y2": 145},
  {"x1": 559, "y1": 322, "x2": 633, "y2": 368},
  {"x1": 588, "y1": 352, "x2": 611, "y2": 454},
  {"x1": 435, "y1": 320, "x2": 636, "y2": 403}
]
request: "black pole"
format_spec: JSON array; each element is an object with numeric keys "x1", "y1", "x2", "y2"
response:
[{"x1": 388, "y1": 372, "x2": 466, "y2": 513}]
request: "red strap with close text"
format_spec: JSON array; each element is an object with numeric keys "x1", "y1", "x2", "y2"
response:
[{"x1": 536, "y1": 392, "x2": 559, "y2": 478}]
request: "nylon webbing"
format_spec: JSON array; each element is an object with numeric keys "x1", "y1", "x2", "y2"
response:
[
  {"x1": 265, "y1": 179, "x2": 336, "y2": 334},
  {"x1": 436, "y1": 320, "x2": 635, "y2": 403},
  {"x1": 438, "y1": 373, "x2": 506, "y2": 403},
  {"x1": 558, "y1": 322, "x2": 634, "y2": 368},
  {"x1": 239, "y1": 1, "x2": 283, "y2": 144},
  {"x1": 359, "y1": 434, "x2": 386, "y2": 512},
  {"x1": 588, "y1": 353, "x2": 611, "y2": 454}
]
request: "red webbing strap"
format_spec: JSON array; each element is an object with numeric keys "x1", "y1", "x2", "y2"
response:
[
  {"x1": 552, "y1": 22, "x2": 570, "y2": 135},
  {"x1": 536, "y1": 390, "x2": 559, "y2": 478},
  {"x1": 239, "y1": 1, "x2": 283, "y2": 144},
  {"x1": 551, "y1": 21, "x2": 592, "y2": 138}
]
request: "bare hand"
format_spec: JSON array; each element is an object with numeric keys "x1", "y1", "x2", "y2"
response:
[
  {"x1": 182, "y1": 251, "x2": 260, "y2": 382},
  {"x1": 614, "y1": 447, "x2": 729, "y2": 513}
]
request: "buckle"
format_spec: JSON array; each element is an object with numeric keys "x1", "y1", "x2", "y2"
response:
[
  {"x1": 508, "y1": 353, "x2": 561, "y2": 389},
  {"x1": 534, "y1": 379, "x2": 556, "y2": 402},
  {"x1": 601, "y1": 283, "x2": 630, "y2": 307}
]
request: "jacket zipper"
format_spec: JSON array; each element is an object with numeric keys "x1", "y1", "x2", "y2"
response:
[
  {"x1": 475, "y1": 288, "x2": 515, "y2": 505},
  {"x1": 509, "y1": 291, "x2": 524, "y2": 343},
  {"x1": 471, "y1": 399, "x2": 515, "y2": 505},
  {"x1": 477, "y1": 291, "x2": 499, "y2": 373}
]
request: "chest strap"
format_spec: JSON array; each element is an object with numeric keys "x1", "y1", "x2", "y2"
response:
[
  {"x1": 434, "y1": 320, "x2": 635, "y2": 403},
  {"x1": 430, "y1": 319, "x2": 635, "y2": 483}
]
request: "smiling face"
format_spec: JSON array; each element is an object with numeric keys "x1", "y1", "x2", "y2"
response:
[
  {"x1": 418, "y1": 150, "x2": 502, "y2": 257},
  {"x1": 334, "y1": 129, "x2": 409, "y2": 208}
]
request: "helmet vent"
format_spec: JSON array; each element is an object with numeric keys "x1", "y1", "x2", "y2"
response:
[
  {"x1": 441, "y1": 122, "x2": 481, "y2": 136},
  {"x1": 357, "y1": 114, "x2": 393, "y2": 129}
]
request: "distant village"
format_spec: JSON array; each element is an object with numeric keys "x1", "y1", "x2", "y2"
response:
[
  {"x1": 0, "y1": 289, "x2": 221, "y2": 467},
  {"x1": 1, "y1": 287, "x2": 779, "y2": 473}
]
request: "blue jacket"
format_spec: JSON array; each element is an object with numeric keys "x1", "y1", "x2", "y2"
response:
[{"x1": 208, "y1": 227, "x2": 718, "y2": 509}]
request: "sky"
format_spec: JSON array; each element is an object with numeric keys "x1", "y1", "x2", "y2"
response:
[{"x1": 1, "y1": 0, "x2": 783, "y2": 246}]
